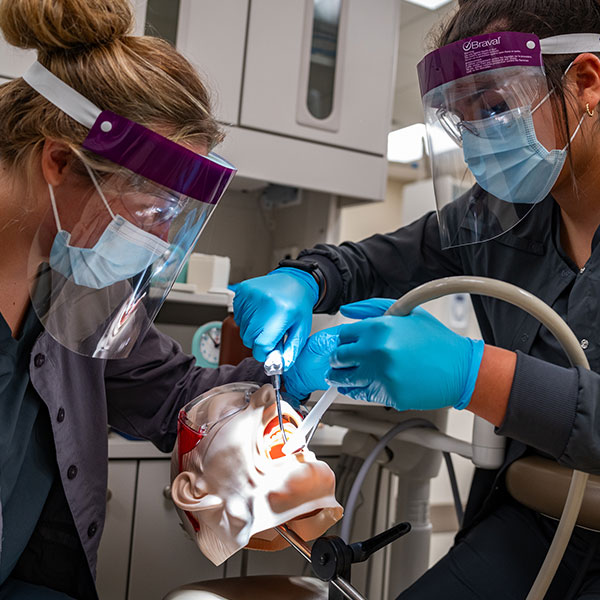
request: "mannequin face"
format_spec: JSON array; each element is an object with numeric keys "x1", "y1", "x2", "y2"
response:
[{"x1": 171, "y1": 383, "x2": 343, "y2": 566}]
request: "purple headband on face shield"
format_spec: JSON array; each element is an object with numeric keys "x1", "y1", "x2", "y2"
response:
[
  {"x1": 83, "y1": 111, "x2": 233, "y2": 205},
  {"x1": 23, "y1": 61, "x2": 236, "y2": 205},
  {"x1": 417, "y1": 32, "x2": 543, "y2": 98}
]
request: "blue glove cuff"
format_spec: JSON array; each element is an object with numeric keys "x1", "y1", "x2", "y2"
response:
[
  {"x1": 270, "y1": 267, "x2": 319, "y2": 307},
  {"x1": 282, "y1": 372, "x2": 309, "y2": 404},
  {"x1": 454, "y1": 338, "x2": 485, "y2": 410}
]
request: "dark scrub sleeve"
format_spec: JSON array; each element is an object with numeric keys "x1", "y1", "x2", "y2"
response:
[
  {"x1": 297, "y1": 211, "x2": 464, "y2": 314},
  {"x1": 104, "y1": 323, "x2": 269, "y2": 453},
  {"x1": 499, "y1": 352, "x2": 600, "y2": 475}
]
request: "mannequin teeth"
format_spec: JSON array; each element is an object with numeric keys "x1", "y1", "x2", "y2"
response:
[{"x1": 264, "y1": 417, "x2": 298, "y2": 459}]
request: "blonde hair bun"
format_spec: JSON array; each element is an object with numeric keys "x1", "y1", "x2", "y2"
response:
[{"x1": 0, "y1": 0, "x2": 134, "y2": 53}]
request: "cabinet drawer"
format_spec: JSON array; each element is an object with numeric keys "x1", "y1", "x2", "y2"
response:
[{"x1": 128, "y1": 460, "x2": 225, "y2": 600}]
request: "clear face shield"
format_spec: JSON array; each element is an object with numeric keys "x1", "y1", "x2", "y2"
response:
[
  {"x1": 417, "y1": 32, "x2": 599, "y2": 249},
  {"x1": 23, "y1": 62, "x2": 236, "y2": 358}
]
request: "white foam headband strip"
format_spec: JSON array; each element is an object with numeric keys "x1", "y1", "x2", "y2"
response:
[
  {"x1": 23, "y1": 61, "x2": 101, "y2": 128},
  {"x1": 541, "y1": 33, "x2": 600, "y2": 55}
]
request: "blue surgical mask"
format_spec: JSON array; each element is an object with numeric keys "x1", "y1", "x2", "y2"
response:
[
  {"x1": 462, "y1": 97, "x2": 584, "y2": 205},
  {"x1": 48, "y1": 169, "x2": 170, "y2": 289}
]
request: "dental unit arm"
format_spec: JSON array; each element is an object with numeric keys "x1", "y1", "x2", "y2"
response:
[{"x1": 275, "y1": 521, "x2": 411, "y2": 600}]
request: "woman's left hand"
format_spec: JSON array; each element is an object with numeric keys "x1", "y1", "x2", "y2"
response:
[{"x1": 328, "y1": 298, "x2": 485, "y2": 411}]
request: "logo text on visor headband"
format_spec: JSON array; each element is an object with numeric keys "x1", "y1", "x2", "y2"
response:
[{"x1": 462, "y1": 37, "x2": 501, "y2": 52}]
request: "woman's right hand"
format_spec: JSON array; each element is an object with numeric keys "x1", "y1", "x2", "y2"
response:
[{"x1": 233, "y1": 267, "x2": 319, "y2": 367}]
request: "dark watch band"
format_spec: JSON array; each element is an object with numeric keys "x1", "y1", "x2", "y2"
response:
[{"x1": 277, "y1": 259, "x2": 326, "y2": 309}]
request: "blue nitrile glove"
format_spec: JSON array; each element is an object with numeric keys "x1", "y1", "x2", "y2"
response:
[
  {"x1": 328, "y1": 298, "x2": 485, "y2": 411},
  {"x1": 233, "y1": 267, "x2": 319, "y2": 367},
  {"x1": 283, "y1": 326, "x2": 341, "y2": 402}
]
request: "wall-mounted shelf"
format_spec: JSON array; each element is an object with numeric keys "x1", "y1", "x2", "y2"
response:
[
  {"x1": 165, "y1": 289, "x2": 230, "y2": 307},
  {"x1": 157, "y1": 289, "x2": 229, "y2": 326},
  {"x1": 156, "y1": 289, "x2": 230, "y2": 326}
]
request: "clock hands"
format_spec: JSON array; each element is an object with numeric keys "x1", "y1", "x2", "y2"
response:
[{"x1": 207, "y1": 330, "x2": 220, "y2": 348}]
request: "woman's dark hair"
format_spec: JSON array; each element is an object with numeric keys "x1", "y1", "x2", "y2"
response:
[{"x1": 435, "y1": 1, "x2": 600, "y2": 148}]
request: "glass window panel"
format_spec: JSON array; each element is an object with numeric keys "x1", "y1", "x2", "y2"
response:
[{"x1": 307, "y1": 0, "x2": 342, "y2": 120}]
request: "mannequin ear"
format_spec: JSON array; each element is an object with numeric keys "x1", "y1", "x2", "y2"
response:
[
  {"x1": 171, "y1": 471, "x2": 224, "y2": 512},
  {"x1": 41, "y1": 139, "x2": 74, "y2": 186}
]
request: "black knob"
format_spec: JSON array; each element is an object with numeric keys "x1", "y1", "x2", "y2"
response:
[{"x1": 310, "y1": 536, "x2": 353, "y2": 582}]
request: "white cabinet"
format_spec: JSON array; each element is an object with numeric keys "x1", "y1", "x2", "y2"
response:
[
  {"x1": 97, "y1": 439, "x2": 226, "y2": 600},
  {"x1": 176, "y1": 0, "x2": 248, "y2": 125},
  {"x1": 176, "y1": 0, "x2": 399, "y2": 201},
  {"x1": 132, "y1": 0, "x2": 149, "y2": 36},
  {"x1": 241, "y1": 0, "x2": 399, "y2": 156},
  {"x1": 127, "y1": 460, "x2": 225, "y2": 599},
  {"x1": 218, "y1": 125, "x2": 388, "y2": 201}
]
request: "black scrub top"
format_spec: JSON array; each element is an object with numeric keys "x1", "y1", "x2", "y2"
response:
[{"x1": 0, "y1": 305, "x2": 56, "y2": 583}]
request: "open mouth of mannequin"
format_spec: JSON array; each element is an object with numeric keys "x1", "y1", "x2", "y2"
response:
[{"x1": 263, "y1": 416, "x2": 299, "y2": 459}]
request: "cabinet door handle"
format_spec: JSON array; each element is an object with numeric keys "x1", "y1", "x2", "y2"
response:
[{"x1": 163, "y1": 485, "x2": 172, "y2": 500}]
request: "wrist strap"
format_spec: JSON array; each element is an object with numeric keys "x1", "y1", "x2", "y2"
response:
[{"x1": 277, "y1": 259, "x2": 325, "y2": 308}]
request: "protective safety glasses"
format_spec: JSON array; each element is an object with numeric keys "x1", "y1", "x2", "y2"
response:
[
  {"x1": 416, "y1": 32, "x2": 600, "y2": 248},
  {"x1": 176, "y1": 382, "x2": 259, "y2": 532},
  {"x1": 177, "y1": 383, "x2": 260, "y2": 471},
  {"x1": 23, "y1": 62, "x2": 236, "y2": 358}
]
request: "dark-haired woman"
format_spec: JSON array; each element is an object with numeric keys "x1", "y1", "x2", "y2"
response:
[{"x1": 235, "y1": 2, "x2": 600, "y2": 597}]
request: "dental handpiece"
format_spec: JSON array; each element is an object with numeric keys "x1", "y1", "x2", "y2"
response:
[{"x1": 264, "y1": 343, "x2": 287, "y2": 443}]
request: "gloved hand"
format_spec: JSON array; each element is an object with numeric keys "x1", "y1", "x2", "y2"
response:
[
  {"x1": 328, "y1": 298, "x2": 485, "y2": 411},
  {"x1": 283, "y1": 326, "x2": 341, "y2": 402},
  {"x1": 233, "y1": 267, "x2": 319, "y2": 367}
]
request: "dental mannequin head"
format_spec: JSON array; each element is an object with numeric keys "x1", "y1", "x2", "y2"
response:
[{"x1": 170, "y1": 383, "x2": 343, "y2": 566}]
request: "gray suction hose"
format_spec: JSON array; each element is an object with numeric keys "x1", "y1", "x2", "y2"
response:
[{"x1": 386, "y1": 276, "x2": 589, "y2": 600}]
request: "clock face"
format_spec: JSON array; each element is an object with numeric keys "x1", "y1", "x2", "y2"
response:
[
  {"x1": 200, "y1": 327, "x2": 221, "y2": 364},
  {"x1": 193, "y1": 321, "x2": 223, "y2": 368}
]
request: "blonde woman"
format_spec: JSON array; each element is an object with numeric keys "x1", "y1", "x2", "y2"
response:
[{"x1": 0, "y1": 0, "x2": 268, "y2": 597}]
